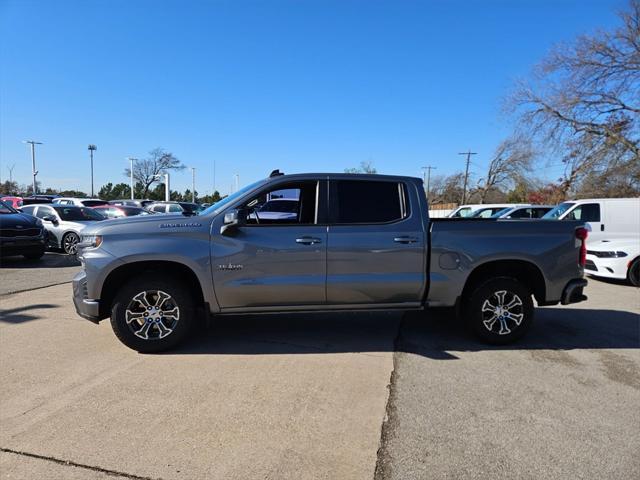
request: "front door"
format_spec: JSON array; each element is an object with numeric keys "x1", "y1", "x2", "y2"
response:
[
  {"x1": 211, "y1": 180, "x2": 327, "y2": 309},
  {"x1": 326, "y1": 179, "x2": 426, "y2": 305}
]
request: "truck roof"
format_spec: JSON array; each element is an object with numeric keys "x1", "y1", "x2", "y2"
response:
[{"x1": 266, "y1": 172, "x2": 422, "y2": 183}]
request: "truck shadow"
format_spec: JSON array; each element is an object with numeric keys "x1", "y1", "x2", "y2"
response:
[
  {"x1": 0, "y1": 252, "x2": 80, "y2": 269},
  {"x1": 0, "y1": 304, "x2": 59, "y2": 324},
  {"x1": 172, "y1": 307, "x2": 639, "y2": 358}
]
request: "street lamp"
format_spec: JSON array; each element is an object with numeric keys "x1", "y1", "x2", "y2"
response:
[
  {"x1": 88, "y1": 144, "x2": 97, "y2": 197},
  {"x1": 22, "y1": 140, "x2": 42, "y2": 195},
  {"x1": 127, "y1": 157, "x2": 137, "y2": 200},
  {"x1": 153, "y1": 173, "x2": 170, "y2": 202},
  {"x1": 191, "y1": 167, "x2": 196, "y2": 203}
]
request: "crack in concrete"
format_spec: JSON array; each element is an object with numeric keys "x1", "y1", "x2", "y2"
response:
[
  {"x1": 0, "y1": 447, "x2": 164, "y2": 480},
  {"x1": 0, "y1": 281, "x2": 72, "y2": 297},
  {"x1": 373, "y1": 314, "x2": 406, "y2": 480}
]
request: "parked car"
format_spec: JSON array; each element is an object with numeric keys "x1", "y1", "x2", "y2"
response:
[
  {"x1": 109, "y1": 199, "x2": 154, "y2": 208},
  {"x1": 491, "y1": 205, "x2": 554, "y2": 219},
  {"x1": 21, "y1": 204, "x2": 105, "y2": 254},
  {"x1": 0, "y1": 200, "x2": 47, "y2": 260},
  {"x1": 469, "y1": 204, "x2": 530, "y2": 218},
  {"x1": 585, "y1": 239, "x2": 640, "y2": 287},
  {"x1": 543, "y1": 198, "x2": 640, "y2": 244},
  {"x1": 53, "y1": 197, "x2": 110, "y2": 207},
  {"x1": 93, "y1": 205, "x2": 152, "y2": 219},
  {"x1": 249, "y1": 198, "x2": 299, "y2": 221},
  {"x1": 73, "y1": 172, "x2": 588, "y2": 353},
  {"x1": 448, "y1": 203, "x2": 521, "y2": 218},
  {"x1": 21, "y1": 195, "x2": 59, "y2": 205},
  {"x1": 0, "y1": 196, "x2": 23, "y2": 209},
  {"x1": 146, "y1": 201, "x2": 204, "y2": 215}
]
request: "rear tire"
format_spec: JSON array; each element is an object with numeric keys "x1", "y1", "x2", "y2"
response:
[
  {"x1": 110, "y1": 274, "x2": 196, "y2": 353},
  {"x1": 628, "y1": 258, "x2": 640, "y2": 287},
  {"x1": 465, "y1": 277, "x2": 534, "y2": 345}
]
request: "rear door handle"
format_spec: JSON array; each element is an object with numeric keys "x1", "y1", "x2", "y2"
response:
[
  {"x1": 394, "y1": 236, "x2": 418, "y2": 244},
  {"x1": 296, "y1": 236, "x2": 322, "y2": 245}
]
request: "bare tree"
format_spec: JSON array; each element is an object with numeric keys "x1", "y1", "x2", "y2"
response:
[
  {"x1": 124, "y1": 148, "x2": 185, "y2": 198},
  {"x1": 428, "y1": 172, "x2": 466, "y2": 204},
  {"x1": 344, "y1": 161, "x2": 377, "y2": 174},
  {"x1": 475, "y1": 136, "x2": 535, "y2": 203},
  {"x1": 509, "y1": 0, "x2": 640, "y2": 196}
]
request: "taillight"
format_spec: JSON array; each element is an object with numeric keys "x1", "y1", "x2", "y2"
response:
[{"x1": 576, "y1": 227, "x2": 588, "y2": 267}]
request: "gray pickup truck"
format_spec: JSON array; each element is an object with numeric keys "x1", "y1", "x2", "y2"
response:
[{"x1": 73, "y1": 172, "x2": 589, "y2": 352}]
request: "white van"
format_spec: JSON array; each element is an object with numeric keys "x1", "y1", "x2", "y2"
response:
[{"x1": 543, "y1": 198, "x2": 640, "y2": 243}]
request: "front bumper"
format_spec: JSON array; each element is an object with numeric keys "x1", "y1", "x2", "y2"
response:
[
  {"x1": 72, "y1": 270, "x2": 101, "y2": 323},
  {"x1": 0, "y1": 235, "x2": 46, "y2": 256},
  {"x1": 560, "y1": 278, "x2": 588, "y2": 305}
]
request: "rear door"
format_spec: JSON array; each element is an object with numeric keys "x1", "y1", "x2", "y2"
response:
[{"x1": 326, "y1": 179, "x2": 426, "y2": 305}]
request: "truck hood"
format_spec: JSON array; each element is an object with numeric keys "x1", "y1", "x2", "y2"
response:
[
  {"x1": 83, "y1": 213, "x2": 209, "y2": 235},
  {"x1": 0, "y1": 212, "x2": 40, "y2": 228}
]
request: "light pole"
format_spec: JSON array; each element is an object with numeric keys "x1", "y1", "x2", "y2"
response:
[
  {"x1": 23, "y1": 140, "x2": 42, "y2": 195},
  {"x1": 127, "y1": 157, "x2": 137, "y2": 199},
  {"x1": 88, "y1": 144, "x2": 97, "y2": 197},
  {"x1": 191, "y1": 167, "x2": 196, "y2": 203}
]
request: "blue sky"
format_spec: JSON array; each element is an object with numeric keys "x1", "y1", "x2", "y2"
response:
[{"x1": 0, "y1": 0, "x2": 624, "y2": 196}]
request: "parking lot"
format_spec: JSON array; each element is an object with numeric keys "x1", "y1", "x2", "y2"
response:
[{"x1": 0, "y1": 254, "x2": 638, "y2": 479}]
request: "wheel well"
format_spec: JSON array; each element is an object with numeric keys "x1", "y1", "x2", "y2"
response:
[
  {"x1": 461, "y1": 260, "x2": 546, "y2": 304},
  {"x1": 99, "y1": 261, "x2": 205, "y2": 318}
]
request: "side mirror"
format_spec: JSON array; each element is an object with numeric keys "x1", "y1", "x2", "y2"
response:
[
  {"x1": 220, "y1": 208, "x2": 247, "y2": 236},
  {"x1": 42, "y1": 215, "x2": 57, "y2": 224}
]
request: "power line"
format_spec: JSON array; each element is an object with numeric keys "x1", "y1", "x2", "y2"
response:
[{"x1": 458, "y1": 150, "x2": 477, "y2": 204}]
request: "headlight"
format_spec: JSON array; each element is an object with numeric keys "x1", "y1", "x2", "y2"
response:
[
  {"x1": 80, "y1": 235, "x2": 102, "y2": 249},
  {"x1": 586, "y1": 250, "x2": 628, "y2": 258}
]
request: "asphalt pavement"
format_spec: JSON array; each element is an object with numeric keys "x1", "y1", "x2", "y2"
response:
[{"x1": 0, "y1": 263, "x2": 638, "y2": 479}]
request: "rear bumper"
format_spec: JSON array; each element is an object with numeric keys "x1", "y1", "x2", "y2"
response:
[
  {"x1": 560, "y1": 278, "x2": 588, "y2": 305},
  {"x1": 72, "y1": 270, "x2": 101, "y2": 323}
]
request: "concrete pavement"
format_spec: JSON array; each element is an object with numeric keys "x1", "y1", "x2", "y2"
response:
[
  {"x1": 375, "y1": 279, "x2": 640, "y2": 480},
  {"x1": 1, "y1": 276, "x2": 638, "y2": 479},
  {"x1": 0, "y1": 284, "x2": 399, "y2": 479}
]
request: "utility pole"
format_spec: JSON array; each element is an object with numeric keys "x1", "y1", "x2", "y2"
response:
[
  {"x1": 23, "y1": 140, "x2": 43, "y2": 195},
  {"x1": 7, "y1": 164, "x2": 16, "y2": 184},
  {"x1": 234, "y1": 173, "x2": 239, "y2": 193},
  {"x1": 88, "y1": 144, "x2": 97, "y2": 197},
  {"x1": 191, "y1": 167, "x2": 196, "y2": 203},
  {"x1": 458, "y1": 151, "x2": 477, "y2": 205},
  {"x1": 127, "y1": 157, "x2": 137, "y2": 199},
  {"x1": 164, "y1": 173, "x2": 170, "y2": 201},
  {"x1": 421, "y1": 166, "x2": 437, "y2": 201}
]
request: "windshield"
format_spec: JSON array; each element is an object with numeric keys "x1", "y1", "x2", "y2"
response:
[
  {"x1": 543, "y1": 202, "x2": 575, "y2": 219},
  {"x1": 54, "y1": 206, "x2": 105, "y2": 221},
  {"x1": 0, "y1": 200, "x2": 17, "y2": 214},
  {"x1": 450, "y1": 207, "x2": 472, "y2": 218},
  {"x1": 82, "y1": 200, "x2": 109, "y2": 207},
  {"x1": 491, "y1": 207, "x2": 513, "y2": 218},
  {"x1": 200, "y1": 179, "x2": 267, "y2": 216}
]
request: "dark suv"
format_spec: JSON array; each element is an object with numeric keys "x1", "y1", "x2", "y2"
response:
[{"x1": 0, "y1": 201, "x2": 47, "y2": 260}]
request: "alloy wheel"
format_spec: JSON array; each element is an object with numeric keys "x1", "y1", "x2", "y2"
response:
[
  {"x1": 481, "y1": 290, "x2": 524, "y2": 335},
  {"x1": 124, "y1": 290, "x2": 180, "y2": 340}
]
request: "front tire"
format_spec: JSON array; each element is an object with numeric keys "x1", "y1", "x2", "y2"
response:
[
  {"x1": 628, "y1": 258, "x2": 640, "y2": 287},
  {"x1": 23, "y1": 248, "x2": 45, "y2": 260},
  {"x1": 465, "y1": 277, "x2": 534, "y2": 345},
  {"x1": 110, "y1": 274, "x2": 196, "y2": 352},
  {"x1": 62, "y1": 232, "x2": 80, "y2": 255}
]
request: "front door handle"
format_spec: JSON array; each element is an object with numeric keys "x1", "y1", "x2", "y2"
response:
[
  {"x1": 394, "y1": 236, "x2": 418, "y2": 244},
  {"x1": 296, "y1": 236, "x2": 322, "y2": 245}
]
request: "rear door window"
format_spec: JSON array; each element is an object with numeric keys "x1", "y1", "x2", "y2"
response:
[
  {"x1": 567, "y1": 203, "x2": 601, "y2": 222},
  {"x1": 331, "y1": 180, "x2": 407, "y2": 224}
]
